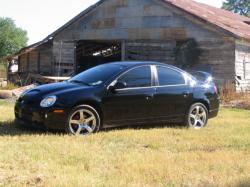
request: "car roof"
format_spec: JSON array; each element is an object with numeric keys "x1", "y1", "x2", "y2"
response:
[{"x1": 106, "y1": 61, "x2": 181, "y2": 70}]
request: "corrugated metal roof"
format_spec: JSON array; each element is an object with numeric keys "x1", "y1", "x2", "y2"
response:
[{"x1": 164, "y1": 0, "x2": 250, "y2": 40}]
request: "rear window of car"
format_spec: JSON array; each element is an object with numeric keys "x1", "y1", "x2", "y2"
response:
[{"x1": 157, "y1": 66, "x2": 185, "y2": 86}]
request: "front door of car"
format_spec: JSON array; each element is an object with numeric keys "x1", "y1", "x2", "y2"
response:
[
  {"x1": 152, "y1": 66, "x2": 192, "y2": 121},
  {"x1": 102, "y1": 65, "x2": 156, "y2": 126}
]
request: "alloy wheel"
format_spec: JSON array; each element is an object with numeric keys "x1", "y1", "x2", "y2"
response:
[
  {"x1": 188, "y1": 104, "x2": 207, "y2": 129},
  {"x1": 69, "y1": 108, "x2": 97, "y2": 135}
]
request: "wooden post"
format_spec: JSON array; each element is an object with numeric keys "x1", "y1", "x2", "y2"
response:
[
  {"x1": 37, "y1": 51, "x2": 41, "y2": 74},
  {"x1": 57, "y1": 41, "x2": 63, "y2": 78},
  {"x1": 50, "y1": 48, "x2": 53, "y2": 75},
  {"x1": 74, "y1": 41, "x2": 77, "y2": 74},
  {"x1": 27, "y1": 53, "x2": 30, "y2": 72},
  {"x1": 6, "y1": 60, "x2": 9, "y2": 82},
  {"x1": 243, "y1": 56, "x2": 247, "y2": 80},
  {"x1": 121, "y1": 40, "x2": 126, "y2": 61}
]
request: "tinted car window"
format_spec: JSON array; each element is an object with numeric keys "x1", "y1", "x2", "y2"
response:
[
  {"x1": 118, "y1": 66, "x2": 151, "y2": 88},
  {"x1": 69, "y1": 64, "x2": 124, "y2": 86},
  {"x1": 157, "y1": 66, "x2": 185, "y2": 86}
]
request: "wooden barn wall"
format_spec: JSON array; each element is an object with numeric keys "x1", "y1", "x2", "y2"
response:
[
  {"x1": 125, "y1": 40, "x2": 176, "y2": 64},
  {"x1": 53, "y1": 41, "x2": 75, "y2": 76},
  {"x1": 54, "y1": 0, "x2": 224, "y2": 42},
  {"x1": 124, "y1": 39, "x2": 235, "y2": 85},
  {"x1": 18, "y1": 43, "x2": 53, "y2": 75},
  {"x1": 29, "y1": 50, "x2": 39, "y2": 72},
  {"x1": 197, "y1": 39, "x2": 235, "y2": 84},
  {"x1": 19, "y1": 54, "x2": 28, "y2": 73},
  {"x1": 235, "y1": 41, "x2": 250, "y2": 91},
  {"x1": 39, "y1": 47, "x2": 52, "y2": 75},
  {"x1": 53, "y1": 0, "x2": 236, "y2": 83}
]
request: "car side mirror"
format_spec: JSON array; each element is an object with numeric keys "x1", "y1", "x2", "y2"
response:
[{"x1": 109, "y1": 81, "x2": 127, "y2": 92}]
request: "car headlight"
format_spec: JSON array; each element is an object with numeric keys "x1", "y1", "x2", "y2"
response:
[{"x1": 40, "y1": 96, "x2": 57, "y2": 108}]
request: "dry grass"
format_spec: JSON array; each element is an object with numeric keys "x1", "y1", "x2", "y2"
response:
[
  {"x1": 0, "y1": 100, "x2": 250, "y2": 186},
  {"x1": 0, "y1": 82, "x2": 18, "y2": 90}
]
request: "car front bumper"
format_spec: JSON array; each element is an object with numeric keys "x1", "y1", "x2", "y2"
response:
[{"x1": 15, "y1": 102, "x2": 69, "y2": 130}]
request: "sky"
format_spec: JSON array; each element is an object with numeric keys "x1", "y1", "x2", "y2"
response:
[{"x1": 0, "y1": 0, "x2": 224, "y2": 45}]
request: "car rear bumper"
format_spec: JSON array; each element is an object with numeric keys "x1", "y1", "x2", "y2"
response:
[{"x1": 209, "y1": 108, "x2": 219, "y2": 119}]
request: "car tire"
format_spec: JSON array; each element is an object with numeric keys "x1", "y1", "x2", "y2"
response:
[
  {"x1": 185, "y1": 103, "x2": 208, "y2": 129},
  {"x1": 66, "y1": 105, "x2": 101, "y2": 135}
]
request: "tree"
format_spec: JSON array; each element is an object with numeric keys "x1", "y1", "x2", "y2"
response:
[
  {"x1": 0, "y1": 17, "x2": 28, "y2": 59},
  {"x1": 222, "y1": 0, "x2": 250, "y2": 17}
]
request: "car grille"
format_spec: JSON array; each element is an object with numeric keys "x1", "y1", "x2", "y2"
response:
[{"x1": 15, "y1": 98, "x2": 39, "y2": 122}]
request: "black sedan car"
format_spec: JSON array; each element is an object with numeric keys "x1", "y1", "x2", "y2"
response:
[{"x1": 15, "y1": 61, "x2": 220, "y2": 135}]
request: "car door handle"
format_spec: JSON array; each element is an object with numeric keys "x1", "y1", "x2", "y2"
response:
[
  {"x1": 183, "y1": 91, "x2": 190, "y2": 98},
  {"x1": 145, "y1": 95, "x2": 154, "y2": 100}
]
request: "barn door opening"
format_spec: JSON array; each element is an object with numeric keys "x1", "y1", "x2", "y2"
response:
[{"x1": 76, "y1": 40, "x2": 121, "y2": 73}]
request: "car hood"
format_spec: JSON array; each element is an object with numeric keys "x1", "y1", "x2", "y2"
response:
[{"x1": 21, "y1": 81, "x2": 90, "y2": 101}]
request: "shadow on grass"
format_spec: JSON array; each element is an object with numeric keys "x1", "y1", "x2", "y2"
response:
[
  {"x1": 0, "y1": 120, "x2": 55, "y2": 136},
  {"x1": 102, "y1": 122, "x2": 186, "y2": 132},
  {"x1": 0, "y1": 120, "x2": 186, "y2": 136}
]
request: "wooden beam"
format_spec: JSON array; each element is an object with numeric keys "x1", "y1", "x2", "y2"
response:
[
  {"x1": 74, "y1": 41, "x2": 77, "y2": 74},
  {"x1": 27, "y1": 53, "x2": 30, "y2": 72},
  {"x1": 37, "y1": 51, "x2": 41, "y2": 73},
  {"x1": 121, "y1": 40, "x2": 126, "y2": 61},
  {"x1": 50, "y1": 48, "x2": 53, "y2": 75}
]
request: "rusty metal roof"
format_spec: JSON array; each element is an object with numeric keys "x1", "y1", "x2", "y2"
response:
[{"x1": 164, "y1": 0, "x2": 250, "y2": 40}]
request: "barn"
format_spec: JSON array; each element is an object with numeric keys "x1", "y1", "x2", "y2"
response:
[{"x1": 12, "y1": 0, "x2": 250, "y2": 91}]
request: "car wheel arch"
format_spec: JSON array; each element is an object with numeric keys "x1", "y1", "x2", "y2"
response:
[
  {"x1": 187, "y1": 100, "x2": 210, "y2": 114},
  {"x1": 73, "y1": 100, "x2": 103, "y2": 120}
]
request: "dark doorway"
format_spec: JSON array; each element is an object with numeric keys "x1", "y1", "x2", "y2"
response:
[{"x1": 76, "y1": 40, "x2": 121, "y2": 73}]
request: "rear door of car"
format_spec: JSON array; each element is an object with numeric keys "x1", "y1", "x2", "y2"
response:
[
  {"x1": 103, "y1": 65, "x2": 156, "y2": 126},
  {"x1": 152, "y1": 65, "x2": 193, "y2": 122}
]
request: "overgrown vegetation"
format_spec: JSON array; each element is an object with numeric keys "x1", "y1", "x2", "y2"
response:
[
  {"x1": 0, "y1": 82, "x2": 18, "y2": 90},
  {"x1": 0, "y1": 101, "x2": 250, "y2": 186},
  {"x1": 0, "y1": 61, "x2": 6, "y2": 78},
  {"x1": 220, "y1": 83, "x2": 250, "y2": 110},
  {"x1": 174, "y1": 39, "x2": 202, "y2": 69}
]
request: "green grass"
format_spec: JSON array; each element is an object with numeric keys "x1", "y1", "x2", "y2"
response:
[{"x1": 0, "y1": 101, "x2": 250, "y2": 186}]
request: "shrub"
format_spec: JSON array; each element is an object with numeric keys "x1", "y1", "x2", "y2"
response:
[
  {"x1": 0, "y1": 62, "x2": 7, "y2": 78},
  {"x1": 220, "y1": 83, "x2": 250, "y2": 110},
  {"x1": 174, "y1": 39, "x2": 202, "y2": 69},
  {"x1": 0, "y1": 82, "x2": 18, "y2": 90}
]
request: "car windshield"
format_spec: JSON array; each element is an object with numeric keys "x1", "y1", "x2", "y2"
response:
[{"x1": 68, "y1": 64, "x2": 124, "y2": 86}]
